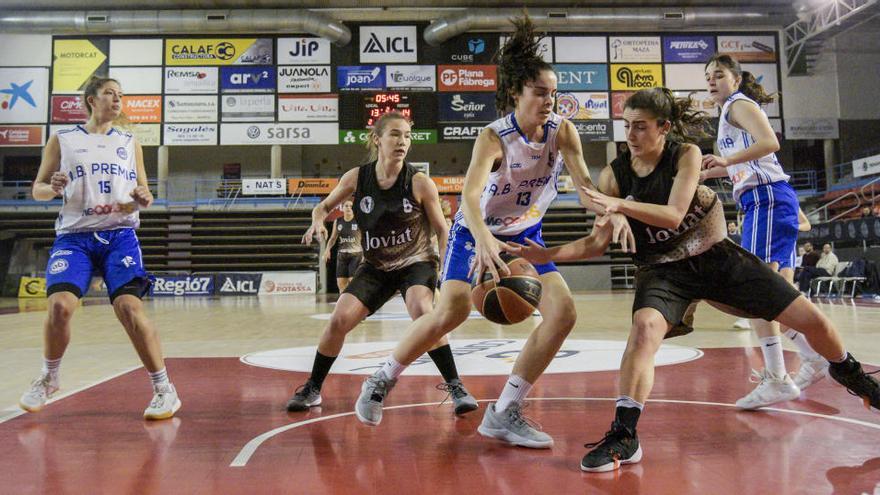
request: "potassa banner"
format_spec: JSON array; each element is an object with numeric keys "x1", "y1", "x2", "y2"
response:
[
  {"x1": 259, "y1": 271, "x2": 317, "y2": 295},
  {"x1": 165, "y1": 38, "x2": 273, "y2": 66},
  {"x1": 610, "y1": 64, "x2": 664, "y2": 90}
]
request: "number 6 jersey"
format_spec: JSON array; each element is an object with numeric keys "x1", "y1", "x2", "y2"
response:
[{"x1": 54, "y1": 125, "x2": 140, "y2": 234}]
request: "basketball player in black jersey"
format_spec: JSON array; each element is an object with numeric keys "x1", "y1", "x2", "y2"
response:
[
  {"x1": 323, "y1": 199, "x2": 362, "y2": 292},
  {"x1": 517, "y1": 87, "x2": 880, "y2": 473},
  {"x1": 286, "y1": 112, "x2": 478, "y2": 415}
]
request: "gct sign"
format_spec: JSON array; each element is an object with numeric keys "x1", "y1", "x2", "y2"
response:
[{"x1": 359, "y1": 26, "x2": 418, "y2": 63}]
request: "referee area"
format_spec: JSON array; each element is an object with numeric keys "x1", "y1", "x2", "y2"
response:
[{"x1": 2, "y1": 1, "x2": 880, "y2": 493}]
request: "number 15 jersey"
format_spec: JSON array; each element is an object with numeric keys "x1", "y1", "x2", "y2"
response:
[{"x1": 54, "y1": 125, "x2": 140, "y2": 235}]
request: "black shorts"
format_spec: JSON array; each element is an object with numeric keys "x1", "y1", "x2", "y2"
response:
[
  {"x1": 336, "y1": 252, "x2": 362, "y2": 279},
  {"x1": 344, "y1": 261, "x2": 438, "y2": 314},
  {"x1": 633, "y1": 239, "x2": 801, "y2": 328}
]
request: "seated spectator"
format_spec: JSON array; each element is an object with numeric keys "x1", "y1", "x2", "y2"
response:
[
  {"x1": 861, "y1": 206, "x2": 874, "y2": 218},
  {"x1": 727, "y1": 221, "x2": 741, "y2": 245},
  {"x1": 798, "y1": 243, "x2": 838, "y2": 293}
]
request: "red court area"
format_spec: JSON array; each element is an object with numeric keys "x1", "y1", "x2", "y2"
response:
[{"x1": 2, "y1": 348, "x2": 878, "y2": 495}]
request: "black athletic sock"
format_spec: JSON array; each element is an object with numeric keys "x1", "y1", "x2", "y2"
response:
[
  {"x1": 428, "y1": 344, "x2": 460, "y2": 382},
  {"x1": 615, "y1": 406, "x2": 641, "y2": 434},
  {"x1": 829, "y1": 353, "x2": 859, "y2": 375},
  {"x1": 309, "y1": 352, "x2": 337, "y2": 389}
]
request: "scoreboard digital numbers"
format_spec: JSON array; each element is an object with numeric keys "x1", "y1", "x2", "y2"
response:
[
  {"x1": 340, "y1": 92, "x2": 436, "y2": 130},
  {"x1": 366, "y1": 93, "x2": 411, "y2": 127}
]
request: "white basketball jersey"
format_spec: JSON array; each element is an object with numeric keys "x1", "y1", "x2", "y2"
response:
[
  {"x1": 54, "y1": 125, "x2": 140, "y2": 234},
  {"x1": 716, "y1": 92, "x2": 789, "y2": 203},
  {"x1": 454, "y1": 112, "x2": 566, "y2": 236}
]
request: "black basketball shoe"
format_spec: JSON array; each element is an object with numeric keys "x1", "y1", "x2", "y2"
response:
[
  {"x1": 286, "y1": 380, "x2": 322, "y2": 412},
  {"x1": 581, "y1": 421, "x2": 643, "y2": 473},
  {"x1": 828, "y1": 354, "x2": 880, "y2": 413}
]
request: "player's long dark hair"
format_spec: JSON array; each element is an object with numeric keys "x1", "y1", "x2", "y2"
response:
[
  {"x1": 624, "y1": 88, "x2": 710, "y2": 144},
  {"x1": 494, "y1": 14, "x2": 553, "y2": 113},
  {"x1": 705, "y1": 53, "x2": 775, "y2": 105}
]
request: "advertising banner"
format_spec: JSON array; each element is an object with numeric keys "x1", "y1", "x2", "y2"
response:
[
  {"x1": 0, "y1": 68, "x2": 49, "y2": 124},
  {"x1": 130, "y1": 124, "x2": 161, "y2": 146},
  {"x1": 164, "y1": 67, "x2": 219, "y2": 94},
  {"x1": 277, "y1": 66, "x2": 331, "y2": 93},
  {"x1": 437, "y1": 65, "x2": 496, "y2": 92},
  {"x1": 664, "y1": 64, "x2": 709, "y2": 91},
  {"x1": 150, "y1": 274, "x2": 215, "y2": 297},
  {"x1": 220, "y1": 66, "x2": 275, "y2": 93},
  {"x1": 337, "y1": 66, "x2": 385, "y2": 91},
  {"x1": 339, "y1": 129, "x2": 436, "y2": 145},
  {"x1": 662, "y1": 36, "x2": 715, "y2": 63},
  {"x1": 242, "y1": 178, "x2": 287, "y2": 195},
  {"x1": 553, "y1": 64, "x2": 608, "y2": 91},
  {"x1": 52, "y1": 38, "x2": 109, "y2": 93},
  {"x1": 18, "y1": 276, "x2": 46, "y2": 298},
  {"x1": 0, "y1": 125, "x2": 44, "y2": 146},
  {"x1": 853, "y1": 153, "x2": 880, "y2": 178},
  {"x1": 611, "y1": 91, "x2": 635, "y2": 119},
  {"x1": 277, "y1": 38, "x2": 331, "y2": 65},
  {"x1": 51, "y1": 95, "x2": 88, "y2": 123},
  {"x1": 500, "y1": 36, "x2": 552, "y2": 63},
  {"x1": 610, "y1": 64, "x2": 664, "y2": 90},
  {"x1": 164, "y1": 95, "x2": 218, "y2": 122},
  {"x1": 554, "y1": 37, "x2": 607, "y2": 63},
  {"x1": 278, "y1": 95, "x2": 338, "y2": 121},
  {"x1": 287, "y1": 178, "x2": 339, "y2": 194},
  {"x1": 609, "y1": 37, "x2": 662, "y2": 63},
  {"x1": 572, "y1": 120, "x2": 613, "y2": 141},
  {"x1": 785, "y1": 118, "x2": 839, "y2": 140},
  {"x1": 165, "y1": 38, "x2": 273, "y2": 66},
  {"x1": 431, "y1": 176, "x2": 465, "y2": 194},
  {"x1": 122, "y1": 95, "x2": 162, "y2": 123},
  {"x1": 110, "y1": 39, "x2": 163, "y2": 66},
  {"x1": 216, "y1": 273, "x2": 263, "y2": 296},
  {"x1": 221, "y1": 94, "x2": 275, "y2": 122},
  {"x1": 221, "y1": 123, "x2": 338, "y2": 145},
  {"x1": 438, "y1": 93, "x2": 495, "y2": 122},
  {"x1": 163, "y1": 124, "x2": 218, "y2": 146},
  {"x1": 0, "y1": 34, "x2": 52, "y2": 66},
  {"x1": 741, "y1": 63, "x2": 780, "y2": 117},
  {"x1": 556, "y1": 92, "x2": 610, "y2": 120},
  {"x1": 259, "y1": 271, "x2": 317, "y2": 295},
  {"x1": 386, "y1": 65, "x2": 436, "y2": 91},
  {"x1": 439, "y1": 123, "x2": 484, "y2": 141},
  {"x1": 425, "y1": 35, "x2": 497, "y2": 64},
  {"x1": 359, "y1": 26, "x2": 418, "y2": 63},
  {"x1": 717, "y1": 35, "x2": 777, "y2": 62},
  {"x1": 108, "y1": 67, "x2": 163, "y2": 95}
]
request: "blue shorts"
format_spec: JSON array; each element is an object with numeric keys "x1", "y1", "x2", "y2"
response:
[
  {"x1": 441, "y1": 222, "x2": 557, "y2": 284},
  {"x1": 46, "y1": 228, "x2": 149, "y2": 300},
  {"x1": 739, "y1": 181, "x2": 799, "y2": 269}
]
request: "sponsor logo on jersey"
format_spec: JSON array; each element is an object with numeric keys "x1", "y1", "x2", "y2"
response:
[
  {"x1": 49, "y1": 259, "x2": 69, "y2": 274},
  {"x1": 360, "y1": 195, "x2": 374, "y2": 214}
]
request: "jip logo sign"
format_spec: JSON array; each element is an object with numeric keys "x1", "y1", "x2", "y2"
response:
[{"x1": 359, "y1": 26, "x2": 418, "y2": 63}]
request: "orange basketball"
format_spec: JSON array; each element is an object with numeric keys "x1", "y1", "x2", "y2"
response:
[{"x1": 471, "y1": 252, "x2": 542, "y2": 324}]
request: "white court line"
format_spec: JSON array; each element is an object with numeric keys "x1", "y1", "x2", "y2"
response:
[
  {"x1": 0, "y1": 365, "x2": 141, "y2": 424},
  {"x1": 230, "y1": 396, "x2": 880, "y2": 468}
]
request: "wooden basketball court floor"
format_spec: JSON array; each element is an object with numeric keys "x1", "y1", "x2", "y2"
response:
[{"x1": 1, "y1": 292, "x2": 878, "y2": 494}]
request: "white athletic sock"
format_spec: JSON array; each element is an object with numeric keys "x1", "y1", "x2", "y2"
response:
[
  {"x1": 380, "y1": 356, "x2": 406, "y2": 380},
  {"x1": 759, "y1": 336, "x2": 787, "y2": 377},
  {"x1": 495, "y1": 374, "x2": 532, "y2": 412},
  {"x1": 148, "y1": 368, "x2": 170, "y2": 388},
  {"x1": 616, "y1": 395, "x2": 644, "y2": 411},
  {"x1": 783, "y1": 329, "x2": 821, "y2": 360},
  {"x1": 42, "y1": 357, "x2": 61, "y2": 381}
]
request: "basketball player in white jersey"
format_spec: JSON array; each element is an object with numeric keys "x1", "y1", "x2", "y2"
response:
[
  {"x1": 701, "y1": 54, "x2": 825, "y2": 409},
  {"x1": 19, "y1": 76, "x2": 180, "y2": 420},
  {"x1": 352, "y1": 16, "x2": 635, "y2": 447}
]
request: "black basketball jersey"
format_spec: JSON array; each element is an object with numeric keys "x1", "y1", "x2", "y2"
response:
[
  {"x1": 610, "y1": 140, "x2": 724, "y2": 265},
  {"x1": 353, "y1": 161, "x2": 437, "y2": 271},
  {"x1": 335, "y1": 217, "x2": 362, "y2": 254}
]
